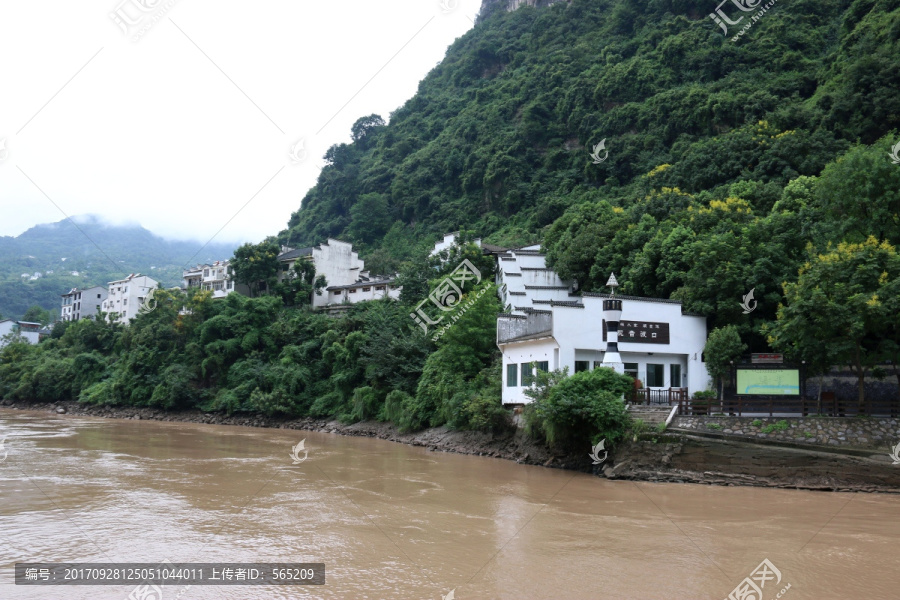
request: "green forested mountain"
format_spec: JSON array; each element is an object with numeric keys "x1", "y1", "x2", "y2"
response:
[
  {"x1": 0, "y1": 217, "x2": 236, "y2": 320},
  {"x1": 2, "y1": 0, "x2": 899, "y2": 432},
  {"x1": 282, "y1": 0, "x2": 900, "y2": 347}
]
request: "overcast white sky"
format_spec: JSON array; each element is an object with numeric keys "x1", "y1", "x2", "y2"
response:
[{"x1": 0, "y1": 0, "x2": 480, "y2": 246}]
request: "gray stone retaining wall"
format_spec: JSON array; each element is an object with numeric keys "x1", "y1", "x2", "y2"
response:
[{"x1": 672, "y1": 416, "x2": 900, "y2": 450}]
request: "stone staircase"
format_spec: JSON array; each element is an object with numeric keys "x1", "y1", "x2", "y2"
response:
[{"x1": 628, "y1": 405, "x2": 674, "y2": 428}]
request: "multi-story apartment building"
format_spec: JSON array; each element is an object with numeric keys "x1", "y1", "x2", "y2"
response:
[
  {"x1": 182, "y1": 260, "x2": 248, "y2": 299},
  {"x1": 101, "y1": 274, "x2": 159, "y2": 324},
  {"x1": 61, "y1": 286, "x2": 108, "y2": 321}
]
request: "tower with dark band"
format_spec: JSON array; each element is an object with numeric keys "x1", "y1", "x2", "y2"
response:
[{"x1": 600, "y1": 273, "x2": 625, "y2": 373}]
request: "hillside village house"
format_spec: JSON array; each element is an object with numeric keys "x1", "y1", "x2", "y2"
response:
[
  {"x1": 497, "y1": 286, "x2": 710, "y2": 405},
  {"x1": 101, "y1": 274, "x2": 159, "y2": 324},
  {"x1": 278, "y1": 239, "x2": 400, "y2": 309},
  {"x1": 0, "y1": 320, "x2": 43, "y2": 348},
  {"x1": 182, "y1": 260, "x2": 249, "y2": 299},
  {"x1": 61, "y1": 286, "x2": 108, "y2": 321},
  {"x1": 326, "y1": 275, "x2": 401, "y2": 305}
]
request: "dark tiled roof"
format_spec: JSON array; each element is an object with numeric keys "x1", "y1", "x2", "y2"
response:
[
  {"x1": 497, "y1": 313, "x2": 527, "y2": 319},
  {"x1": 326, "y1": 277, "x2": 396, "y2": 291},
  {"x1": 278, "y1": 247, "x2": 314, "y2": 261},
  {"x1": 513, "y1": 250, "x2": 544, "y2": 256},
  {"x1": 581, "y1": 291, "x2": 683, "y2": 305},
  {"x1": 519, "y1": 267, "x2": 553, "y2": 271},
  {"x1": 532, "y1": 299, "x2": 552, "y2": 304},
  {"x1": 508, "y1": 291, "x2": 526, "y2": 296},
  {"x1": 504, "y1": 272, "x2": 522, "y2": 277},
  {"x1": 481, "y1": 243, "x2": 509, "y2": 253},
  {"x1": 500, "y1": 257, "x2": 517, "y2": 261},
  {"x1": 550, "y1": 300, "x2": 584, "y2": 308},
  {"x1": 524, "y1": 285, "x2": 569, "y2": 290},
  {"x1": 522, "y1": 308, "x2": 552, "y2": 315}
]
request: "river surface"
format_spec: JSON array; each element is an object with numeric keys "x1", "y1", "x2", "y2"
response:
[{"x1": 1, "y1": 410, "x2": 899, "y2": 599}]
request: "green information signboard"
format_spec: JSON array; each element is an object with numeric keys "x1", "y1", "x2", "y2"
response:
[{"x1": 736, "y1": 369, "x2": 800, "y2": 395}]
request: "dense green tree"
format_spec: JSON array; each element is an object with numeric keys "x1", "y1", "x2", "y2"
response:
[
  {"x1": 704, "y1": 325, "x2": 746, "y2": 401},
  {"x1": 231, "y1": 241, "x2": 280, "y2": 297},
  {"x1": 768, "y1": 237, "x2": 900, "y2": 411}
]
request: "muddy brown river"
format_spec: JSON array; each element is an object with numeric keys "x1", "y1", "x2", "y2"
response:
[{"x1": 1, "y1": 410, "x2": 899, "y2": 599}]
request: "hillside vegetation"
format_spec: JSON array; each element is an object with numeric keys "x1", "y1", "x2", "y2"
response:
[
  {"x1": 1, "y1": 0, "x2": 899, "y2": 432},
  {"x1": 0, "y1": 217, "x2": 236, "y2": 320}
]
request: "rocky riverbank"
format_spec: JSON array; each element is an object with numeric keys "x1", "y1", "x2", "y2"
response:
[{"x1": 4, "y1": 400, "x2": 899, "y2": 493}]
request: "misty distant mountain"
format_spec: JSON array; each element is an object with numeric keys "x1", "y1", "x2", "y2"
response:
[{"x1": 0, "y1": 216, "x2": 238, "y2": 320}]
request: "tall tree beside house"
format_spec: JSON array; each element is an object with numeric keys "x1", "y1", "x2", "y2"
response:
[
  {"x1": 704, "y1": 325, "x2": 746, "y2": 402},
  {"x1": 231, "y1": 241, "x2": 281, "y2": 298},
  {"x1": 276, "y1": 260, "x2": 327, "y2": 307},
  {"x1": 22, "y1": 305, "x2": 52, "y2": 326},
  {"x1": 768, "y1": 237, "x2": 900, "y2": 412}
]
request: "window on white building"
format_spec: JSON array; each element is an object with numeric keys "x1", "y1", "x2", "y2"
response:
[
  {"x1": 521, "y1": 364, "x2": 533, "y2": 387},
  {"x1": 363, "y1": 287, "x2": 371, "y2": 292},
  {"x1": 349, "y1": 289, "x2": 357, "y2": 294},
  {"x1": 647, "y1": 364, "x2": 665, "y2": 388},
  {"x1": 536, "y1": 361, "x2": 549, "y2": 374},
  {"x1": 670, "y1": 364, "x2": 682, "y2": 388},
  {"x1": 575, "y1": 361, "x2": 590, "y2": 373},
  {"x1": 506, "y1": 364, "x2": 518, "y2": 387},
  {"x1": 624, "y1": 363, "x2": 639, "y2": 380}
]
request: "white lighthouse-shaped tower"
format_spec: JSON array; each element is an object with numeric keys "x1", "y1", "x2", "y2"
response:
[{"x1": 600, "y1": 272, "x2": 625, "y2": 374}]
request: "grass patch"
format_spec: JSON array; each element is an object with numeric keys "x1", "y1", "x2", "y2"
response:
[{"x1": 760, "y1": 420, "x2": 790, "y2": 434}]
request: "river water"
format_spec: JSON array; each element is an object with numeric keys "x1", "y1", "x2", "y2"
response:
[{"x1": 1, "y1": 410, "x2": 898, "y2": 599}]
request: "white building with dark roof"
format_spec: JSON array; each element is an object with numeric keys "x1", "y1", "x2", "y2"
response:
[
  {"x1": 0, "y1": 320, "x2": 42, "y2": 347},
  {"x1": 325, "y1": 275, "x2": 401, "y2": 306},
  {"x1": 489, "y1": 245, "x2": 576, "y2": 314},
  {"x1": 497, "y1": 290, "x2": 709, "y2": 405},
  {"x1": 61, "y1": 286, "x2": 108, "y2": 322},
  {"x1": 279, "y1": 239, "x2": 397, "y2": 309}
]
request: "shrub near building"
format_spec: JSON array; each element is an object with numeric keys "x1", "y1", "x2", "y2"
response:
[{"x1": 524, "y1": 367, "x2": 634, "y2": 452}]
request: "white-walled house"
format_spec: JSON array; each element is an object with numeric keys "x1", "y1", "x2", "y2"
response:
[
  {"x1": 101, "y1": 274, "x2": 159, "y2": 324},
  {"x1": 182, "y1": 260, "x2": 248, "y2": 299},
  {"x1": 0, "y1": 320, "x2": 42, "y2": 347},
  {"x1": 497, "y1": 292, "x2": 709, "y2": 405},
  {"x1": 279, "y1": 239, "x2": 377, "y2": 309},
  {"x1": 325, "y1": 275, "x2": 401, "y2": 306},
  {"x1": 492, "y1": 246, "x2": 576, "y2": 315},
  {"x1": 61, "y1": 286, "x2": 108, "y2": 321}
]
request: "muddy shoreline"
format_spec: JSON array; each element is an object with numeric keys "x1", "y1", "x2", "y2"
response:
[{"x1": 4, "y1": 400, "x2": 899, "y2": 494}]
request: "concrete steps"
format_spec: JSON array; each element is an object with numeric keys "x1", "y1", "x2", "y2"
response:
[{"x1": 628, "y1": 406, "x2": 673, "y2": 427}]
